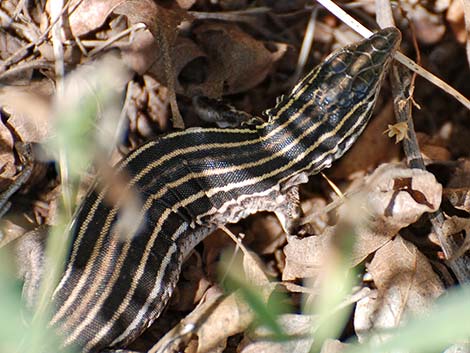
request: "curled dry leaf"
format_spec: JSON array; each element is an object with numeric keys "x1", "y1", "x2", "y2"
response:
[
  {"x1": 154, "y1": 247, "x2": 275, "y2": 352},
  {"x1": 358, "y1": 163, "x2": 441, "y2": 226},
  {"x1": 145, "y1": 36, "x2": 207, "y2": 89},
  {"x1": 283, "y1": 163, "x2": 442, "y2": 281},
  {"x1": 444, "y1": 188, "x2": 470, "y2": 212},
  {"x1": 243, "y1": 250, "x2": 271, "y2": 286},
  {"x1": 437, "y1": 216, "x2": 470, "y2": 258},
  {"x1": 354, "y1": 236, "x2": 445, "y2": 342},
  {"x1": 446, "y1": 159, "x2": 470, "y2": 189},
  {"x1": 126, "y1": 75, "x2": 170, "y2": 143},
  {"x1": 349, "y1": 164, "x2": 441, "y2": 264},
  {"x1": 155, "y1": 288, "x2": 254, "y2": 353},
  {"x1": 194, "y1": 290, "x2": 255, "y2": 353}
]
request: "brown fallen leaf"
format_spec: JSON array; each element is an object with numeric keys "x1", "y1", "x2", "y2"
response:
[
  {"x1": 354, "y1": 236, "x2": 445, "y2": 342},
  {"x1": 446, "y1": 159, "x2": 470, "y2": 189},
  {"x1": 190, "y1": 22, "x2": 287, "y2": 96},
  {"x1": 0, "y1": 117, "x2": 16, "y2": 185},
  {"x1": 416, "y1": 132, "x2": 452, "y2": 163},
  {"x1": 444, "y1": 187, "x2": 470, "y2": 212},
  {"x1": 125, "y1": 75, "x2": 171, "y2": 146},
  {"x1": 0, "y1": 81, "x2": 53, "y2": 143},
  {"x1": 66, "y1": 0, "x2": 125, "y2": 37},
  {"x1": 284, "y1": 163, "x2": 442, "y2": 280},
  {"x1": 349, "y1": 164, "x2": 441, "y2": 264},
  {"x1": 283, "y1": 229, "x2": 333, "y2": 281},
  {"x1": 435, "y1": 216, "x2": 470, "y2": 260}
]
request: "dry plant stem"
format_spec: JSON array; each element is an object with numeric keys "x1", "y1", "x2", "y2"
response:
[
  {"x1": 389, "y1": 63, "x2": 470, "y2": 284},
  {"x1": 88, "y1": 23, "x2": 146, "y2": 57},
  {"x1": 0, "y1": 60, "x2": 50, "y2": 81},
  {"x1": 292, "y1": 7, "x2": 319, "y2": 85},
  {"x1": 188, "y1": 6, "x2": 272, "y2": 20},
  {"x1": 156, "y1": 18, "x2": 184, "y2": 129}
]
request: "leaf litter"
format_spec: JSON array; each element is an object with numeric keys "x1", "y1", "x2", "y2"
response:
[{"x1": 1, "y1": 0, "x2": 470, "y2": 352}]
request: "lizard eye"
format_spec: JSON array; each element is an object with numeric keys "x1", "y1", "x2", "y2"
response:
[{"x1": 369, "y1": 35, "x2": 389, "y2": 51}]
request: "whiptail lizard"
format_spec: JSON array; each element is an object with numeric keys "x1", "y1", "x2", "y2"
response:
[{"x1": 20, "y1": 27, "x2": 401, "y2": 352}]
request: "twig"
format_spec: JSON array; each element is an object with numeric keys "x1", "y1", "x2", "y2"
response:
[
  {"x1": 88, "y1": 23, "x2": 147, "y2": 57},
  {"x1": 292, "y1": 7, "x2": 319, "y2": 85}
]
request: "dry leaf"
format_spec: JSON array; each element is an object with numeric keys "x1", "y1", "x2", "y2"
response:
[
  {"x1": 354, "y1": 236, "x2": 445, "y2": 342},
  {"x1": 116, "y1": 1, "x2": 192, "y2": 75},
  {"x1": 284, "y1": 164, "x2": 442, "y2": 277},
  {"x1": 446, "y1": 0, "x2": 467, "y2": 44},
  {"x1": 348, "y1": 164, "x2": 442, "y2": 264},
  {"x1": 191, "y1": 22, "x2": 287, "y2": 96},
  {"x1": 195, "y1": 291, "x2": 254, "y2": 353},
  {"x1": 283, "y1": 229, "x2": 333, "y2": 281},
  {"x1": 66, "y1": 0, "x2": 124, "y2": 37},
  {"x1": 0, "y1": 118, "x2": 16, "y2": 183},
  {"x1": 243, "y1": 250, "x2": 271, "y2": 286},
  {"x1": 319, "y1": 339, "x2": 348, "y2": 353},
  {"x1": 0, "y1": 81, "x2": 53, "y2": 143},
  {"x1": 126, "y1": 75, "x2": 170, "y2": 142},
  {"x1": 444, "y1": 188, "x2": 470, "y2": 212},
  {"x1": 384, "y1": 121, "x2": 409, "y2": 143},
  {"x1": 416, "y1": 132, "x2": 451, "y2": 162},
  {"x1": 434, "y1": 216, "x2": 470, "y2": 258},
  {"x1": 446, "y1": 159, "x2": 470, "y2": 189},
  {"x1": 239, "y1": 314, "x2": 316, "y2": 353}
]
